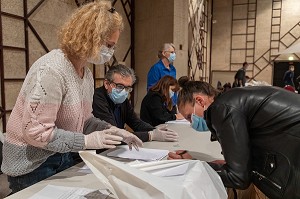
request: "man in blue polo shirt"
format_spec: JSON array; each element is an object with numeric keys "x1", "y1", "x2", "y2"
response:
[{"x1": 147, "y1": 43, "x2": 177, "y2": 103}]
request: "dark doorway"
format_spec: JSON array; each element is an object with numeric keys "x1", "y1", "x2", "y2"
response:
[{"x1": 273, "y1": 61, "x2": 300, "y2": 88}]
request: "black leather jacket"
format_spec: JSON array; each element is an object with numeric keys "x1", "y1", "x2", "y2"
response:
[{"x1": 205, "y1": 86, "x2": 300, "y2": 199}]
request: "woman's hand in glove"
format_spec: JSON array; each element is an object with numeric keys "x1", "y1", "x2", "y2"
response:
[
  {"x1": 149, "y1": 125, "x2": 179, "y2": 142},
  {"x1": 110, "y1": 127, "x2": 143, "y2": 150},
  {"x1": 84, "y1": 129, "x2": 123, "y2": 149}
]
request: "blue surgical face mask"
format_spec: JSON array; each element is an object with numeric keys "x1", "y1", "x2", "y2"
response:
[
  {"x1": 108, "y1": 88, "x2": 129, "y2": 104},
  {"x1": 191, "y1": 105, "x2": 209, "y2": 131},
  {"x1": 88, "y1": 45, "x2": 114, "y2": 65},
  {"x1": 168, "y1": 52, "x2": 176, "y2": 63},
  {"x1": 191, "y1": 114, "x2": 209, "y2": 131},
  {"x1": 169, "y1": 90, "x2": 175, "y2": 98}
]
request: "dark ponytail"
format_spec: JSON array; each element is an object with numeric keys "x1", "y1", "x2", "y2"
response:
[{"x1": 178, "y1": 81, "x2": 219, "y2": 108}]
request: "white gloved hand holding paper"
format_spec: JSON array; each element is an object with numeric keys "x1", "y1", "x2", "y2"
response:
[
  {"x1": 150, "y1": 125, "x2": 179, "y2": 142},
  {"x1": 84, "y1": 129, "x2": 123, "y2": 149},
  {"x1": 110, "y1": 126, "x2": 143, "y2": 150}
]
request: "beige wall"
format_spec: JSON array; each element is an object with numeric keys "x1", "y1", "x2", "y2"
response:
[
  {"x1": 134, "y1": 0, "x2": 189, "y2": 114},
  {"x1": 0, "y1": 0, "x2": 77, "y2": 131},
  {"x1": 211, "y1": 0, "x2": 300, "y2": 87}
]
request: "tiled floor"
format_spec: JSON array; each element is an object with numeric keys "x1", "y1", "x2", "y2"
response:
[{"x1": 0, "y1": 174, "x2": 11, "y2": 199}]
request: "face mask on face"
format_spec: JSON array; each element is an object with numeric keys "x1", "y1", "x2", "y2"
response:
[
  {"x1": 191, "y1": 104, "x2": 209, "y2": 132},
  {"x1": 88, "y1": 45, "x2": 114, "y2": 65},
  {"x1": 169, "y1": 90, "x2": 175, "y2": 98},
  {"x1": 168, "y1": 52, "x2": 176, "y2": 63},
  {"x1": 108, "y1": 88, "x2": 129, "y2": 104}
]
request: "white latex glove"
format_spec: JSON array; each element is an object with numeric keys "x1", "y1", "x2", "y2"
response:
[
  {"x1": 84, "y1": 129, "x2": 123, "y2": 149},
  {"x1": 150, "y1": 125, "x2": 179, "y2": 142},
  {"x1": 110, "y1": 126, "x2": 143, "y2": 150}
]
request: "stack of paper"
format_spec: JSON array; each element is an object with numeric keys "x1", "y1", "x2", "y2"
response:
[
  {"x1": 165, "y1": 119, "x2": 190, "y2": 124},
  {"x1": 107, "y1": 145, "x2": 169, "y2": 161}
]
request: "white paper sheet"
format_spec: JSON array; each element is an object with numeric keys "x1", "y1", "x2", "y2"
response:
[
  {"x1": 28, "y1": 185, "x2": 111, "y2": 199},
  {"x1": 106, "y1": 145, "x2": 169, "y2": 161},
  {"x1": 165, "y1": 119, "x2": 190, "y2": 124}
]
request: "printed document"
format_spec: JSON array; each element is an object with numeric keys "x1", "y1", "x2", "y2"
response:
[{"x1": 106, "y1": 145, "x2": 169, "y2": 161}]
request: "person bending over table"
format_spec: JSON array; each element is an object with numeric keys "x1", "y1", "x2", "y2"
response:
[
  {"x1": 141, "y1": 75, "x2": 184, "y2": 126},
  {"x1": 169, "y1": 81, "x2": 300, "y2": 199},
  {"x1": 1, "y1": 2, "x2": 142, "y2": 194},
  {"x1": 93, "y1": 64, "x2": 179, "y2": 142}
]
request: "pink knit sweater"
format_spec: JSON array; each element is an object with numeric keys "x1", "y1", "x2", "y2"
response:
[{"x1": 2, "y1": 49, "x2": 110, "y2": 176}]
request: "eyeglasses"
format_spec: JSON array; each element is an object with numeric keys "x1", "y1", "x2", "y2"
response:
[{"x1": 110, "y1": 81, "x2": 133, "y2": 92}]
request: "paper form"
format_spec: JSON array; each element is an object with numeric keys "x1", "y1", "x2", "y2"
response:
[
  {"x1": 28, "y1": 185, "x2": 113, "y2": 199},
  {"x1": 165, "y1": 119, "x2": 190, "y2": 124},
  {"x1": 106, "y1": 145, "x2": 169, "y2": 161}
]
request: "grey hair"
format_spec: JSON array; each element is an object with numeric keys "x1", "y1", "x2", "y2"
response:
[
  {"x1": 157, "y1": 43, "x2": 175, "y2": 59},
  {"x1": 105, "y1": 64, "x2": 136, "y2": 84}
]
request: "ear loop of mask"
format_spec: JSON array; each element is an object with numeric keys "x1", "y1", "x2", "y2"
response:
[
  {"x1": 194, "y1": 97, "x2": 206, "y2": 115},
  {"x1": 193, "y1": 103, "x2": 196, "y2": 115}
]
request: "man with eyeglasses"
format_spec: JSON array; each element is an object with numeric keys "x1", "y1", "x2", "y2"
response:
[{"x1": 93, "y1": 64, "x2": 179, "y2": 142}]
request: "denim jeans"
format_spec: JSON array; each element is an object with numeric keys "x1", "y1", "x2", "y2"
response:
[{"x1": 8, "y1": 152, "x2": 74, "y2": 194}]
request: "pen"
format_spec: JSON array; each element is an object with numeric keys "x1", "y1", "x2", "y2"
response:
[{"x1": 177, "y1": 150, "x2": 188, "y2": 159}]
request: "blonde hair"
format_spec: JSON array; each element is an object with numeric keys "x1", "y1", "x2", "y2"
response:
[
  {"x1": 58, "y1": 1, "x2": 124, "y2": 60},
  {"x1": 158, "y1": 43, "x2": 175, "y2": 59}
]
